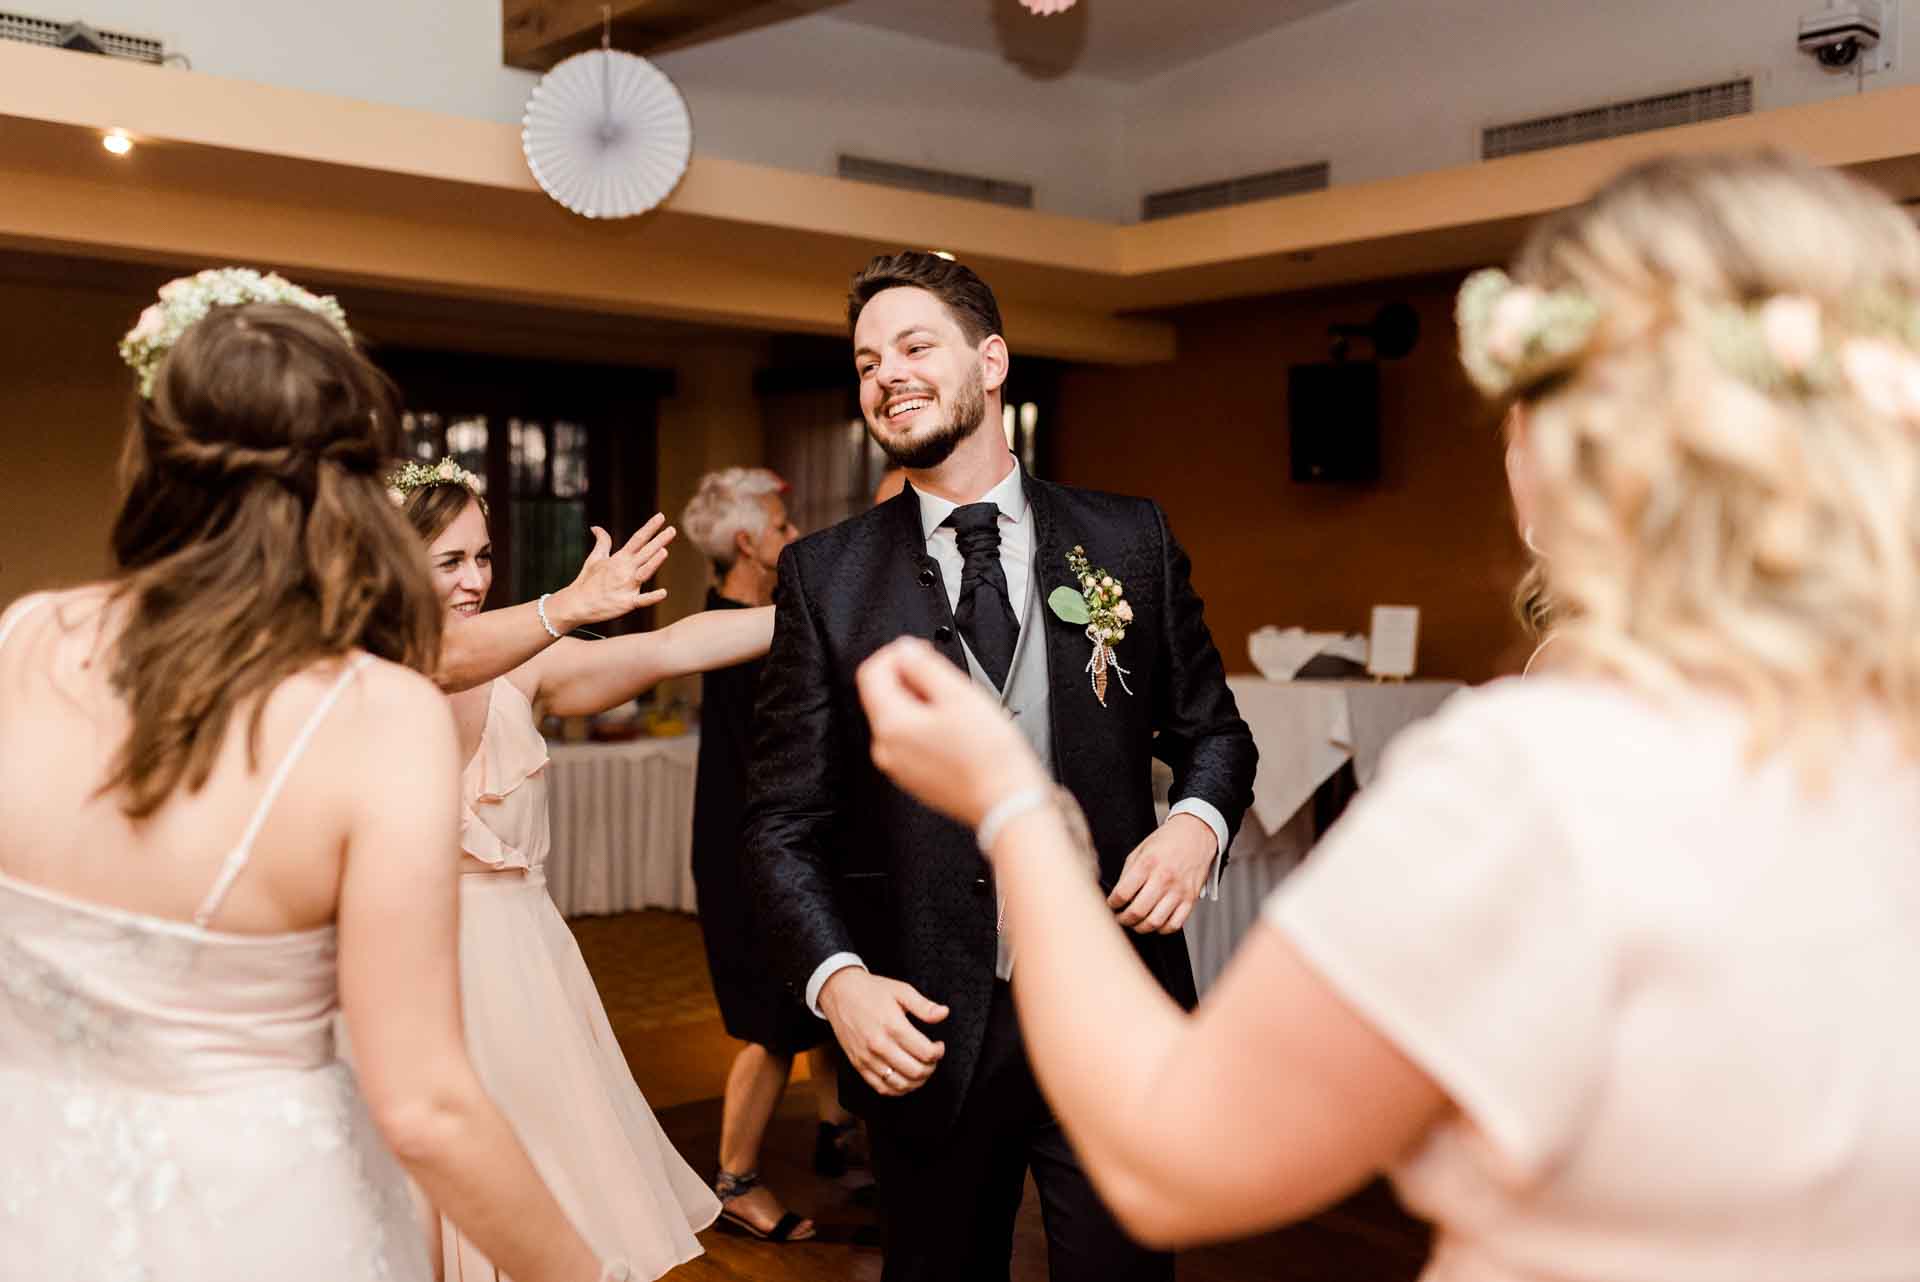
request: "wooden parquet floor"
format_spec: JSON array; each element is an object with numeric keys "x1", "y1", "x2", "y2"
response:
[{"x1": 568, "y1": 911, "x2": 1432, "y2": 1281}]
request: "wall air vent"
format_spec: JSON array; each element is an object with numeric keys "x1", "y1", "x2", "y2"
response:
[
  {"x1": 836, "y1": 154, "x2": 1034, "y2": 209},
  {"x1": 1483, "y1": 78, "x2": 1752, "y2": 160},
  {"x1": 0, "y1": 10, "x2": 164, "y2": 62},
  {"x1": 1142, "y1": 161, "x2": 1330, "y2": 221}
]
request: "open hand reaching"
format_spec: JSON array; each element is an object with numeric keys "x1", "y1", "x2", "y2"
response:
[{"x1": 553, "y1": 515, "x2": 676, "y2": 628}]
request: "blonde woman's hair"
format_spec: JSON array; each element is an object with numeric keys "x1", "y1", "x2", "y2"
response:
[
  {"x1": 1513, "y1": 559, "x2": 1555, "y2": 640},
  {"x1": 681, "y1": 467, "x2": 787, "y2": 573},
  {"x1": 1502, "y1": 150, "x2": 1920, "y2": 755}
]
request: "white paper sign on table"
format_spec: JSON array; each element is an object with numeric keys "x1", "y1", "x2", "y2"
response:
[{"x1": 1366, "y1": 605, "x2": 1420, "y2": 679}]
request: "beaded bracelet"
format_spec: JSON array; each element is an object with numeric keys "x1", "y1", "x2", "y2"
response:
[
  {"x1": 536, "y1": 592, "x2": 562, "y2": 640},
  {"x1": 976, "y1": 785, "x2": 1055, "y2": 854},
  {"x1": 976, "y1": 784, "x2": 1101, "y2": 891}
]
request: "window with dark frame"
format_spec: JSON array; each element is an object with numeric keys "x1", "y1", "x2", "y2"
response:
[{"x1": 381, "y1": 349, "x2": 668, "y2": 636}]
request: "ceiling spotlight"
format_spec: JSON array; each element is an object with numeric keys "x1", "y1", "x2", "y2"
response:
[{"x1": 102, "y1": 129, "x2": 133, "y2": 156}]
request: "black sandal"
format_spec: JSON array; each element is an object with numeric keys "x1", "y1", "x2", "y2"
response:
[{"x1": 713, "y1": 1169, "x2": 814, "y2": 1243}]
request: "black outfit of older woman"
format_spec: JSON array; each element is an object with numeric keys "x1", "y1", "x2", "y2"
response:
[{"x1": 692, "y1": 588, "x2": 823, "y2": 1056}]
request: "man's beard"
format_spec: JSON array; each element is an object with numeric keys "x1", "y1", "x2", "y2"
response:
[{"x1": 869, "y1": 364, "x2": 987, "y2": 470}]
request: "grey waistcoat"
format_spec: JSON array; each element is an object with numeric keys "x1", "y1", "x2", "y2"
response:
[{"x1": 957, "y1": 567, "x2": 1055, "y2": 979}]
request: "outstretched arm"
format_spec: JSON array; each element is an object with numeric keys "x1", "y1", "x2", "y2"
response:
[
  {"x1": 856, "y1": 638, "x2": 1445, "y2": 1246},
  {"x1": 435, "y1": 518, "x2": 674, "y2": 693},
  {"x1": 522, "y1": 605, "x2": 775, "y2": 718},
  {"x1": 1004, "y1": 844, "x2": 1442, "y2": 1247}
]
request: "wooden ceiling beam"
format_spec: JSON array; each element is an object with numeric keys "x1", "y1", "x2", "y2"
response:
[{"x1": 504, "y1": 0, "x2": 848, "y2": 71}]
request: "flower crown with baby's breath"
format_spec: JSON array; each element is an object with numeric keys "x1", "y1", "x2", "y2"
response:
[
  {"x1": 1456, "y1": 266, "x2": 1920, "y2": 421},
  {"x1": 119, "y1": 267, "x2": 352, "y2": 398},
  {"x1": 386, "y1": 456, "x2": 485, "y2": 507}
]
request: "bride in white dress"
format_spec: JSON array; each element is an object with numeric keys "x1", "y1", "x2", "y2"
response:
[{"x1": 0, "y1": 271, "x2": 623, "y2": 1282}]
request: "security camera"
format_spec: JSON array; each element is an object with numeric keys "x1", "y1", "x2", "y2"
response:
[{"x1": 1799, "y1": 1, "x2": 1882, "y2": 70}]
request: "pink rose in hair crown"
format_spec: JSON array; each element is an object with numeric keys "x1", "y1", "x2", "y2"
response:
[
  {"x1": 1759, "y1": 296, "x2": 1822, "y2": 374},
  {"x1": 1019, "y1": 0, "x2": 1077, "y2": 12},
  {"x1": 127, "y1": 304, "x2": 167, "y2": 345}
]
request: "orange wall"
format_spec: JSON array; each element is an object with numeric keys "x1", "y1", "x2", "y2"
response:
[
  {"x1": 1050, "y1": 276, "x2": 1531, "y2": 684},
  {"x1": 0, "y1": 278, "x2": 130, "y2": 605},
  {"x1": 0, "y1": 270, "x2": 772, "y2": 626},
  {"x1": 5, "y1": 263, "x2": 1530, "y2": 682}
]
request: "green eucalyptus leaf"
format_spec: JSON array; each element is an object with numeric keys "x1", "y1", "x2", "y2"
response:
[{"x1": 1047, "y1": 586, "x2": 1092, "y2": 625}]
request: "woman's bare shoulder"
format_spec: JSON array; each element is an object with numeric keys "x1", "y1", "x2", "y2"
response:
[{"x1": 335, "y1": 654, "x2": 456, "y2": 730}]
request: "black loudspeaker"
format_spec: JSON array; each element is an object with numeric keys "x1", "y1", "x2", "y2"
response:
[{"x1": 1288, "y1": 359, "x2": 1381, "y2": 484}]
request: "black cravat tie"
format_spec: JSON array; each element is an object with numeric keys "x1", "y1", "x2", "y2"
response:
[{"x1": 944, "y1": 502, "x2": 1019, "y2": 688}]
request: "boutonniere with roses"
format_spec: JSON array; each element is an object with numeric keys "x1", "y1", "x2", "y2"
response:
[{"x1": 1047, "y1": 545, "x2": 1134, "y2": 706}]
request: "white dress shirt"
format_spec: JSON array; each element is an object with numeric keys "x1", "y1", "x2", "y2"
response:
[{"x1": 805, "y1": 460, "x2": 1229, "y2": 1016}]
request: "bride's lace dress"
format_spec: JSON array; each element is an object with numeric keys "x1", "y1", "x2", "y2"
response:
[{"x1": 0, "y1": 599, "x2": 429, "y2": 1282}]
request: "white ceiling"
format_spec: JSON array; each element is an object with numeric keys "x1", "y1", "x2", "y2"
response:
[{"x1": 826, "y1": 0, "x2": 1360, "y2": 82}]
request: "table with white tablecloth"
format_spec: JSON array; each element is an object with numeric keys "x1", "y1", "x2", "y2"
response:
[
  {"x1": 1173, "y1": 678, "x2": 1463, "y2": 993},
  {"x1": 544, "y1": 733, "x2": 701, "y2": 918}
]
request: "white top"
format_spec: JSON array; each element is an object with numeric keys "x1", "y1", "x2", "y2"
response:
[{"x1": 1266, "y1": 677, "x2": 1920, "y2": 1282}]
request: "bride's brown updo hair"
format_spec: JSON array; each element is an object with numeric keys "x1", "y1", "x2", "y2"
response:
[{"x1": 104, "y1": 301, "x2": 441, "y2": 816}]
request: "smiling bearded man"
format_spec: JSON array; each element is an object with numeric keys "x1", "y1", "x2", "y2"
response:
[
  {"x1": 742, "y1": 250, "x2": 1257, "y2": 1282},
  {"x1": 867, "y1": 342, "x2": 986, "y2": 469}
]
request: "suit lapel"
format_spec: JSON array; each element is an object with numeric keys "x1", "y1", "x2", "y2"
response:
[{"x1": 892, "y1": 485, "x2": 968, "y2": 671}]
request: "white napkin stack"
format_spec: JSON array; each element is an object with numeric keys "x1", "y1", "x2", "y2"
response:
[{"x1": 1247, "y1": 626, "x2": 1369, "y2": 681}]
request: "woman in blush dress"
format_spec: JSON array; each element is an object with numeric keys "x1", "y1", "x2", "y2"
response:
[
  {"x1": 854, "y1": 152, "x2": 1920, "y2": 1282},
  {"x1": 0, "y1": 270, "x2": 621, "y2": 1282},
  {"x1": 390, "y1": 464, "x2": 779, "y2": 1281}
]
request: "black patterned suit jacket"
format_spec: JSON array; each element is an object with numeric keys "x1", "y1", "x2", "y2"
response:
[{"x1": 742, "y1": 474, "x2": 1257, "y2": 1139}]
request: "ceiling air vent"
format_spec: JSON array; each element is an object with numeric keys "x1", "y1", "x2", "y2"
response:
[
  {"x1": 1483, "y1": 78, "x2": 1752, "y2": 160},
  {"x1": 1142, "y1": 161, "x2": 1330, "y2": 221},
  {"x1": 836, "y1": 154, "x2": 1033, "y2": 209},
  {"x1": 0, "y1": 10, "x2": 163, "y2": 61}
]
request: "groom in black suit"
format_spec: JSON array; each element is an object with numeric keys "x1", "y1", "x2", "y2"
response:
[{"x1": 743, "y1": 252, "x2": 1256, "y2": 1282}]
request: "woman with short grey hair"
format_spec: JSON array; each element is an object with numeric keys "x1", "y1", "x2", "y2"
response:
[
  {"x1": 684, "y1": 467, "x2": 861, "y2": 1242},
  {"x1": 682, "y1": 467, "x2": 790, "y2": 592}
]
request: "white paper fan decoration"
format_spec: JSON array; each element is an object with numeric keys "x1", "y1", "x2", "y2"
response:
[{"x1": 522, "y1": 48, "x2": 693, "y2": 219}]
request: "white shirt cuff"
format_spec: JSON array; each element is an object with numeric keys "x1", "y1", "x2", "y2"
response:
[
  {"x1": 805, "y1": 952, "x2": 867, "y2": 1018},
  {"x1": 1168, "y1": 797, "x2": 1230, "y2": 902}
]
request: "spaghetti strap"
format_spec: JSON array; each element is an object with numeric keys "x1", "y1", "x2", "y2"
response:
[
  {"x1": 192, "y1": 653, "x2": 375, "y2": 930},
  {"x1": 0, "y1": 594, "x2": 49, "y2": 652}
]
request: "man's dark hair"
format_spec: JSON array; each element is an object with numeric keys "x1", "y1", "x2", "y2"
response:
[{"x1": 848, "y1": 251, "x2": 1005, "y2": 347}]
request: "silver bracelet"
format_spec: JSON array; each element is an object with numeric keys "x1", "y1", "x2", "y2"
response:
[
  {"x1": 536, "y1": 592, "x2": 562, "y2": 640},
  {"x1": 976, "y1": 785, "x2": 1055, "y2": 854}
]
